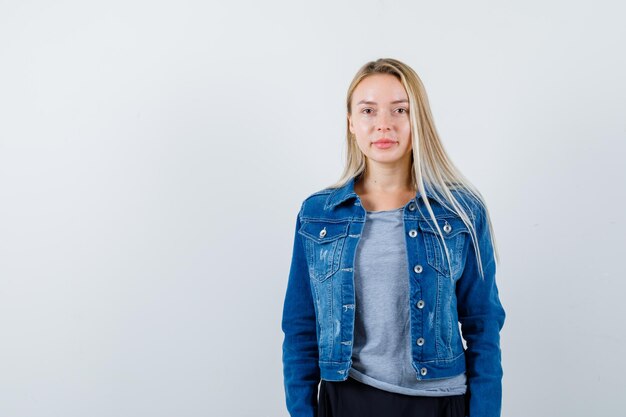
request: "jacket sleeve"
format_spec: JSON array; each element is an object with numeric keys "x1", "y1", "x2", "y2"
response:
[
  {"x1": 456, "y1": 203, "x2": 506, "y2": 417},
  {"x1": 281, "y1": 204, "x2": 320, "y2": 417}
]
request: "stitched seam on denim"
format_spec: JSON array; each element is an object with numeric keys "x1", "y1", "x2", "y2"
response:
[
  {"x1": 305, "y1": 190, "x2": 333, "y2": 201},
  {"x1": 423, "y1": 231, "x2": 435, "y2": 271},
  {"x1": 327, "y1": 279, "x2": 334, "y2": 356},
  {"x1": 435, "y1": 271, "x2": 442, "y2": 358},
  {"x1": 304, "y1": 238, "x2": 314, "y2": 280},
  {"x1": 333, "y1": 237, "x2": 346, "y2": 276},
  {"x1": 301, "y1": 217, "x2": 353, "y2": 223},
  {"x1": 424, "y1": 232, "x2": 469, "y2": 277},
  {"x1": 319, "y1": 360, "x2": 350, "y2": 365},
  {"x1": 447, "y1": 292, "x2": 453, "y2": 356},
  {"x1": 419, "y1": 351, "x2": 465, "y2": 364},
  {"x1": 311, "y1": 280, "x2": 322, "y2": 358},
  {"x1": 454, "y1": 233, "x2": 467, "y2": 278},
  {"x1": 301, "y1": 230, "x2": 343, "y2": 281},
  {"x1": 299, "y1": 222, "x2": 349, "y2": 242}
]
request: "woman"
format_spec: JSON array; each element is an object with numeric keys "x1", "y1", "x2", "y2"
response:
[{"x1": 281, "y1": 58, "x2": 505, "y2": 417}]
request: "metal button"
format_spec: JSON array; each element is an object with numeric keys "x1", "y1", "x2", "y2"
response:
[
  {"x1": 408, "y1": 229, "x2": 417, "y2": 238},
  {"x1": 319, "y1": 227, "x2": 327, "y2": 238},
  {"x1": 416, "y1": 300, "x2": 425, "y2": 309},
  {"x1": 408, "y1": 203, "x2": 416, "y2": 211},
  {"x1": 416, "y1": 337, "x2": 425, "y2": 346},
  {"x1": 414, "y1": 265, "x2": 423, "y2": 274},
  {"x1": 443, "y1": 222, "x2": 452, "y2": 233},
  {"x1": 420, "y1": 367, "x2": 427, "y2": 376}
]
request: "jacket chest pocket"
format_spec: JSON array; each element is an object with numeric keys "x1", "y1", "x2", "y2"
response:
[
  {"x1": 298, "y1": 220, "x2": 349, "y2": 282},
  {"x1": 419, "y1": 217, "x2": 470, "y2": 279}
]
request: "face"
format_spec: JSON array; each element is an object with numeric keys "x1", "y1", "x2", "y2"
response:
[{"x1": 348, "y1": 73, "x2": 412, "y2": 168}]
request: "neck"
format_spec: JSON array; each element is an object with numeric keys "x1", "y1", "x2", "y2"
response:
[{"x1": 357, "y1": 164, "x2": 414, "y2": 194}]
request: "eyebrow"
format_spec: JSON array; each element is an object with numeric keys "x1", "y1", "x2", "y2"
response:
[{"x1": 355, "y1": 99, "x2": 409, "y2": 106}]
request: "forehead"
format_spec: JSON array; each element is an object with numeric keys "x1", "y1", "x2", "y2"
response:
[{"x1": 352, "y1": 74, "x2": 407, "y2": 103}]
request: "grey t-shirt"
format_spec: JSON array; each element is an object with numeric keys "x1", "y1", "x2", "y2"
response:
[{"x1": 348, "y1": 207, "x2": 467, "y2": 396}]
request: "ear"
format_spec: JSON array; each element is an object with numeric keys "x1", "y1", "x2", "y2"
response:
[{"x1": 348, "y1": 114, "x2": 354, "y2": 134}]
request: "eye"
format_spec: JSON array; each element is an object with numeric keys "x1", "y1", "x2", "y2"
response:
[
  {"x1": 396, "y1": 107, "x2": 408, "y2": 114},
  {"x1": 361, "y1": 108, "x2": 373, "y2": 115}
]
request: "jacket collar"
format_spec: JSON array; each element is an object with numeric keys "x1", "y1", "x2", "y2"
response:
[{"x1": 325, "y1": 176, "x2": 435, "y2": 210}]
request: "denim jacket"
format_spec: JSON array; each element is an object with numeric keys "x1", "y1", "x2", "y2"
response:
[{"x1": 281, "y1": 176, "x2": 506, "y2": 417}]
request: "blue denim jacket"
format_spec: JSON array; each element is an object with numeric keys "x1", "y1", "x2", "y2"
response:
[{"x1": 281, "y1": 177, "x2": 506, "y2": 417}]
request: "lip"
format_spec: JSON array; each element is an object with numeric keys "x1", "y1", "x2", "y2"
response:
[
  {"x1": 373, "y1": 138, "x2": 397, "y2": 149},
  {"x1": 373, "y1": 138, "x2": 396, "y2": 144}
]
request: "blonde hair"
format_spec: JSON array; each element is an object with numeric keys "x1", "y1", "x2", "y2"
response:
[{"x1": 327, "y1": 58, "x2": 499, "y2": 279}]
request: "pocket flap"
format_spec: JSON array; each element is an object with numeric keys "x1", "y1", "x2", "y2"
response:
[
  {"x1": 418, "y1": 217, "x2": 470, "y2": 238},
  {"x1": 299, "y1": 221, "x2": 349, "y2": 243}
]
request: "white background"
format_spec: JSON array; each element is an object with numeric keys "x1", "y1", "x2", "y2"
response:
[{"x1": 1, "y1": 1, "x2": 625, "y2": 416}]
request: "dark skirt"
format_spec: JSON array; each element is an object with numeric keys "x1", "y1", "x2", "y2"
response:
[{"x1": 318, "y1": 377, "x2": 467, "y2": 417}]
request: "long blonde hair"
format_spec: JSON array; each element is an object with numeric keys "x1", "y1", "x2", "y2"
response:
[{"x1": 327, "y1": 58, "x2": 499, "y2": 279}]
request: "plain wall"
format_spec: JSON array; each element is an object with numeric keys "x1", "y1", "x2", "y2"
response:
[{"x1": 1, "y1": 1, "x2": 625, "y2": 416}]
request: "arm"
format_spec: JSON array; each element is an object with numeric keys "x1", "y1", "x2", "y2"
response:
[
  {"x1": 456, "y1": 203, "x2": 506, "y2": 417},
  {"x1": 281, "y1": 205, "x2": 320, "y2": 417}
]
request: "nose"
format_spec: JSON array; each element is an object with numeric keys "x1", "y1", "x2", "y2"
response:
[{"x1": 376, "y1": 112, "x2": 392, "y2": 132}]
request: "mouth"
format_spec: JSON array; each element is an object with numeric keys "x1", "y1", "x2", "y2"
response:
[{"x1": 372, "y1": 138, "x2": 397, "y2": 149}]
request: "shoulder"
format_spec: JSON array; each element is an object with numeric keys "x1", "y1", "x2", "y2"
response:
[
  {"x1": 303, "y1": 187, "x2": 335, "y2": 203},
  {"x1": 296, "y1": 186, "x2": 337, "y2": 217},
  {"x1": 447, "y1": 187, "x2": 488, "y2": 222}
]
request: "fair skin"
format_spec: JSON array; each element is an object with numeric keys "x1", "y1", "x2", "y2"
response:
[{"x1": 348, "y1": 73, "x2": 415, "y2": 211}]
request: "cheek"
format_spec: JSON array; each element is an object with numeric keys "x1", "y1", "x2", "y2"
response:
[
  {"x1": 401, "y1": 122, "x2": 411, "y2": 138},
  {"x1": 352, "y1": 126, "x2": 372, "y2": 144},
  {"x1": 354, "y1": 137, "x2": 371, "y2": 154},
  {"x1": 355, "y1": 121, "x2": 372, "y2": 133}
]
